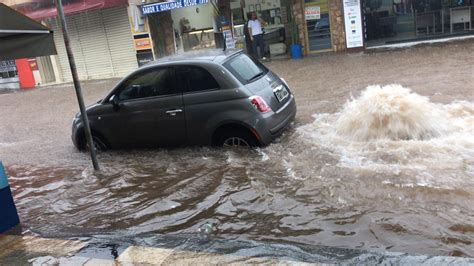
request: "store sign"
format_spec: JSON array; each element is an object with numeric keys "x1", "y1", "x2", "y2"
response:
[
  {"x1": 223, "y1": 28, "x2": 235, "y2": 49},
  {"x1": 134, "y1": 37, "x2": 152, "y2": 51},
  {"x1": 343, "y1": 0, "x2": 364, "y2": 48},
  {"x1": 305, "y1": 6, "x2": 320, "y2": 20},
  {"x1": 141, "y1": 0, "x2": 209, "y2": 15}
]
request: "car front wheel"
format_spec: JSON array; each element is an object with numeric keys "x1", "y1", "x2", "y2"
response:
[{"x1": 79, "y1": 134, "x2": 108, "y2": 152}]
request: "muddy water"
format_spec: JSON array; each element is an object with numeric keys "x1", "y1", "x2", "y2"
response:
[{"x1": 5, "y1": 84, "x2": 474, "y2": 258}]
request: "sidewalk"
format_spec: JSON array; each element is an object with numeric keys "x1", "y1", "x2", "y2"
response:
[{"x1": 2, "y1": 233, "x2": 474, "y2": 265}]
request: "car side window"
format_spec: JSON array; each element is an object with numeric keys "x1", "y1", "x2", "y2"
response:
[
  {"x1": 179, "y1": 66, "x2": 219, "y2": 93},
  {"x1": 118, "y1": 68, "x2": 177, "y2": 101}
]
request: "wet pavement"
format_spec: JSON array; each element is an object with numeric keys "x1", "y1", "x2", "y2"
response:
[
  {"x1": 1, "y1": 39, "x2": 473, "y2": 262},
  {"x1": 2, "y1": 233, "x2": 474, "y2": 265}
]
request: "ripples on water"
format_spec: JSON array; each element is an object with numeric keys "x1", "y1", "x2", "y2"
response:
[{"x1": 5, "y1": 85, "x2": 474, "y2": 257}]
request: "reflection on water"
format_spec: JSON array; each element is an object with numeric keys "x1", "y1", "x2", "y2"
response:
[{"x1": 5, "y1": 85, "x2": 474, "y2": 257}]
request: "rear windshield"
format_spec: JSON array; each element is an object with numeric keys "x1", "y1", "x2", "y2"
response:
[{"x1": 224, "y1": 54, "x2": 268, "y2": 85}]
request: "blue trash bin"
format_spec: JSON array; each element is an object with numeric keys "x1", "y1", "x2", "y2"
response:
[{"x1": 290, "y1": 44, "x2": 302, "y2": 59}]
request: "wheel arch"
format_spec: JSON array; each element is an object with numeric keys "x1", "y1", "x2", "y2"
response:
[
  {"x1": 211, "y1": 121, "x2": 261, "y2": 146},
  {"x1": 76, "y1": 126, "x2": 110, "y2": 150}
]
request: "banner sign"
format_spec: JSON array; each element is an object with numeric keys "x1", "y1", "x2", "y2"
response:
[
  {"x1": 134, "y1": 37, "x2": 152, "y2": 51},
  {"x1": 0, "y1": 60, "x2": 16, "y2": 73},
  {"x1": 223, "y1": 28, "x2": 235, "y2": 49},
  {"x1": 142, "y1": 0, "x2": 209, "y2": 15},
  {"x1": 305, "y1": 6, "x2": 321, "y2": 20},
  {"x1": 343, "y1": 0, "x2": 364, "y2": 48}
]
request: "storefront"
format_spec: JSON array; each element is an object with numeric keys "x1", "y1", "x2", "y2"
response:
[
  {"x1": 363, "y1": 0, "x2": 473, "y2": 46},
  {"x1": 140, "y1": 0, "x2": 289, "y2": 58},
  {"x1": 8, "y1": 0, "x2": 139, "y2": 83},
  {"x1": 45, "y1": 5, "x2": 139, "y2": 82}
]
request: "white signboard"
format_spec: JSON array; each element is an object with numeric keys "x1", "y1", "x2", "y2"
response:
[
  {"x1": 305, "y1": 6, "x2": 321, "y2": 20},
  {"x1": 343, "y1": 0, "x2": 364, "y2": 48},
  {"x1": 223, "y1": 29, "x2": 235, "y2": 49}
]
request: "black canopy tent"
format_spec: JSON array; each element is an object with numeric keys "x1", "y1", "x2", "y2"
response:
[
  {"x1": 0, "y1": 3, "x2": 57, "y2": 60},
  {"x1": 0, "y1": 2, "x2": 99, "y2": 170}
]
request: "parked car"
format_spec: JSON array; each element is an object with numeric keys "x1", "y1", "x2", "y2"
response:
[{"x1": 72, "y1": 49, "x2": 296, "y2": 150}]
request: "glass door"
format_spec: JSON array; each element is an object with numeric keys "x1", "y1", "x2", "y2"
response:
[{"x1": 305, "y1": 0, "x2": 332, "y2": 53}]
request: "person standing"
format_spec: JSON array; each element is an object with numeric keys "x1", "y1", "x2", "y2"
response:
[{"x1": 248, "y1": 12, "x2": 267, "y2": 60}]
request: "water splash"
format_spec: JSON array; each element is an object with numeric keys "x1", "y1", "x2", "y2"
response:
[
  {"x1": 298, "y1": 85, "x2": 474, "y2": 186},
  {"x1": 335, "y1": 84, "x2": 449, "y2": 141}
]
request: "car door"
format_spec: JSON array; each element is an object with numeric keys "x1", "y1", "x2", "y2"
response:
[
  {"x1": 97, "y1": 67, "x2": 186, "y2": 147},
  {"x1": 178, "y1": 65, "x2": 222, "y2": 145}
]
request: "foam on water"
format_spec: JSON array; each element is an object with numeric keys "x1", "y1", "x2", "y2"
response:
[
  {"x1": 335, "y1": 84, "x2": 449, "y2": 141},
  {"x1": 298, "y1": 85, "x2": 474, "y2": 186}
]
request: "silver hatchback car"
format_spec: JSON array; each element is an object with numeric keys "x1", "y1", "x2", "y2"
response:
[{"x1": 72, "y1": 49, "x2": 296, "y2": 150}]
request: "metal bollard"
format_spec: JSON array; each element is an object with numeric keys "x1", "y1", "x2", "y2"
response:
[{"x1": 0, "y1": 161, "x2": 20, "y2": 233}]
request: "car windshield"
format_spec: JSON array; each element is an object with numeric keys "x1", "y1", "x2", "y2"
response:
[{"x1": 224, "y1": 54, "x2": 268, "y2": 85}]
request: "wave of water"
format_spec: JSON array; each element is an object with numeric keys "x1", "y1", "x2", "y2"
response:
[{"x1": 298, "y1": 84, "x2": 474, "y2": 189}]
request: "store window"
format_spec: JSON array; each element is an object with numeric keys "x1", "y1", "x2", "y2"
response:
[
  {"x1": 364, "y1": 0, "x2": 474, "y2": 46},
  {"x1": 305, "y1": 0, "x2": 332, "y2": 52}
]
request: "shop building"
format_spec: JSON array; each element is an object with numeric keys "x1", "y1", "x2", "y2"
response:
[
  {"x1": 291, "y1": 0, "x2": 473, "y2": 53},
  {"x1": 2, "y1": 0, "x2": 472, "y2": 87},
  {"x1": 362, "y1": 0, "x2": 473, "y2": 46},
  {"x1": 5, "y1": 0, "x2": 141, "y2": 84},
  {"x1": 136, "y1": 0, "x2": 364, "y2": 56}
]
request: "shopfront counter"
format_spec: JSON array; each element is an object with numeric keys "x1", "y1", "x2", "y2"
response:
[{"x1": 182, "y1": 28, "x2": 216, "y2": 52}]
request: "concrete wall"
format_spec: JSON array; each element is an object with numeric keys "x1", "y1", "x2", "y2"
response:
[
  {"x1": 291, "y1": 0, "x2": 347, "y2": 54},
  {"x1": 329, "y1": 0, "x2": 346, "y2": 52}
]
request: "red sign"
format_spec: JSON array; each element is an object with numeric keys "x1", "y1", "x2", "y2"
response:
[{"x1": 134, "y1": 37, "x2": 152, "y2": 51}]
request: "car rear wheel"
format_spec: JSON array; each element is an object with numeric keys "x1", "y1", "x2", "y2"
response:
[{"x1": 217, "y1": 129, "x2": 259, "y2": 147}]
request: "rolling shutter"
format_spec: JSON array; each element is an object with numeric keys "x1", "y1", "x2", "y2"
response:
[
  {"x1": 48, "y1": 6, "x2": 137, "y2": 83},
  {"x1": 101, "y1": 7, "x2": 138, "y2": 77},
  {"x1": 73, "y1": 11, "x2": 114, "y2": 79},
  {"x1": 50, "y1": 16, "x2": 88, "y2": 82}
]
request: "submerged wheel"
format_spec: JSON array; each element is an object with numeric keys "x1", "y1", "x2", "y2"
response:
[
  {"x1": 90, "y1": 135, "x2": 107, "y2": 151},
  {"x1": 216, "y1": 128, "x2": 259, "y2": 147},
  {"x1": 79, "y1": 134, "x2": 108, "y2": 152}
]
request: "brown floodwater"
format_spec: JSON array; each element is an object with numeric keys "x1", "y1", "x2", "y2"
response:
[{"x1": 1, "y1": 40, "x2": 473, "y2": 257}]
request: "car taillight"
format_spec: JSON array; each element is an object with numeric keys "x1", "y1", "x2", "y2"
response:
[{"x1": 249, "y1": 96, "x2": 271, "y2": 113}]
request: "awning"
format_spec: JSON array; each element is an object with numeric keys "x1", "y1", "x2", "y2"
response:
[
  {"x1": 0, "y1": 3, "x2": 57, "y2": 60},
  {"x1": 3, "y1": 0, "x2": 128, "y2": 20}
]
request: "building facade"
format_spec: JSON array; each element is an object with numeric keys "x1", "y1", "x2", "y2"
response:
[{"x1": 2, "y1": 0, "x2": 472, "y2": 86}]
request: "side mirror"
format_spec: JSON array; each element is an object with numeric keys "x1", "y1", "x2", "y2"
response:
[{"x1": 109, "y1": 95, "x2": 120, "y2": 107}]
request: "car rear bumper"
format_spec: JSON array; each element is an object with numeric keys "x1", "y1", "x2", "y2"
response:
[{"x1": 256, "y1": 95, "x2": 296, "y2": 145}]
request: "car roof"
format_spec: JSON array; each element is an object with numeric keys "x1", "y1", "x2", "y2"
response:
[{"x1": 145, "y1": 49, "x2": 243, "y2": 67}]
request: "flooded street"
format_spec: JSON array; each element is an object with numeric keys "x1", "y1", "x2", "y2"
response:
[{"x1": 1, "y1": 40, "x2": 473, "y2": 258}]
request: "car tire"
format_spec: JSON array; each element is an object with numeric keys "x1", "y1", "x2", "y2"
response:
[
  {"x1": 217, "y1": 129, "x2": 259, "y2": 147},
  {"x1": 79, "y1": 134, "x2": 108, "y2": 152}
]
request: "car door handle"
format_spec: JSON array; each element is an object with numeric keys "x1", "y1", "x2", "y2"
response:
[{"x1": 166, "y1": 109, "x2": 183, "y2": 116}]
